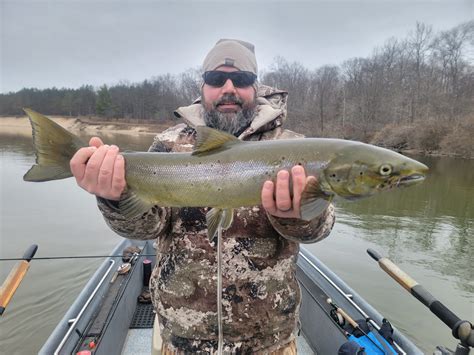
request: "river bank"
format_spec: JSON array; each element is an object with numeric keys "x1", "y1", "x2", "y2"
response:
[
  {"x1": 1, "y1": 115, "x2": 472, "y2": 159},
  {"x1": 0, "y1": 116, "x2": 174, "y2": 137}
]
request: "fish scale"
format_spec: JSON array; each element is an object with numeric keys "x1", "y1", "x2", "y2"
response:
[{"x1": 124, "y1": 143, "x2": 320, "y2": 208}]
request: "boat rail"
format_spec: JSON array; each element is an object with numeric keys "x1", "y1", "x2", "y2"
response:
[{"x1": 54, "y1": 259, "x2": 116, "y2": 355}]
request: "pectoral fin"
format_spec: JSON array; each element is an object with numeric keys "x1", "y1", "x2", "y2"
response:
[
  {"x1": 118, "y1": 190, "x2": 155, "y2": 219},
  {"x1": 300, "y1": 177, "x2": 333, "y2": 221},
  {"x1": 206, "y1": 208, "x2": 234, "y2": 241}
]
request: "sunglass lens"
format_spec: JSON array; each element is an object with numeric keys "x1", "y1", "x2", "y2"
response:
[
  {"x1": 230, "y1": 73, "x2": 250, "y2": 87},
  {"x1": 203, "y1": 71, "x2": 256, "y2": 88},
  {"x1": 204, "y1": 71, "x2": 227, "y2": 87}
]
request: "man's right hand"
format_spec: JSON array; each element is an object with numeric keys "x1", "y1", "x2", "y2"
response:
[{"x1": 70, "y1": 137, "x2": 126, "y2": 201}]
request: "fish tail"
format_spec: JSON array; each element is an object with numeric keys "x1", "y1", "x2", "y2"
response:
[{"x1": 23, "y1": 108, "x2": 87, "y2": 182}]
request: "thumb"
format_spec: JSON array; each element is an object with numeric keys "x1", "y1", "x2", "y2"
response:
[{"x1": 89, "y1": 136, "x2": 104, "y2": 148}]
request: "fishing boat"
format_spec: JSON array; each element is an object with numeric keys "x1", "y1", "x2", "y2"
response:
[{"x1": 38, "y1": 239, "x2": 424, "y2": 355}]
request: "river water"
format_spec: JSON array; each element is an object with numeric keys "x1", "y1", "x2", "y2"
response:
[{"x1": 0, "y1": 132, "x2": 472, "y2": 354}]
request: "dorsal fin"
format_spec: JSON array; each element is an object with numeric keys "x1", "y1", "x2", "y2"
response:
[{"x1": 192, "y1": 126, "x2": 241, "y2": 156}]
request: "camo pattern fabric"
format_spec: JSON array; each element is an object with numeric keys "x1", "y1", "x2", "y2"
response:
[{"x1": 97, "y1": 85, "x2": 335, "y2": 354}]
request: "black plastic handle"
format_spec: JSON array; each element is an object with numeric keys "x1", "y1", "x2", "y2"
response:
[
  {"x1": 367, "y1": 248, "x2": 382, "y2": 262},
  {"x1": 22, "y1": 244, "x2": 38, "y2": 262}
]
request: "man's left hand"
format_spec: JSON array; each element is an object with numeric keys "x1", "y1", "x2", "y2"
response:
[{"x1": 261, "y1": 165, "x2": 316, "y2": 219}]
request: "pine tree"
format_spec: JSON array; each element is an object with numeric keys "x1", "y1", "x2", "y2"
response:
[{"x1": 96, "y1": 85, "x2": 113, "y2": 117}]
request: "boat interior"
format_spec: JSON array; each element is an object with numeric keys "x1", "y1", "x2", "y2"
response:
[{"x1": 40, "y1": 239, "x2": 422, "y2": 355}]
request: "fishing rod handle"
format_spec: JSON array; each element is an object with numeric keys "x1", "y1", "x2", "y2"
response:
[
  {"x1": 375, "y1": 254, "x2": 462, "y2": 328},
  {"x1": 336, "y1": 308, "x2": 359, "y2": 329},
  {"x1": 378, "y1": 257, "x2": 418, "y2": 292},
  {"x1": 0, "y1": 244, "x2": 37, "y2": 316},
  {"x1": 367, "y1": 248, "x2": 382, "y2": 261},
  {"x1": 428, "y1": 298, "x2": 462, "y2": 332},
  {"x1": 327, "y1": 298, "x2": 359, "y2": 328},
  {"x1": 368, "y1": 249, "x2": 469, "y2": 341},
  {"x1": 0, "y1": 261, "x2": 30, "y2": 315}
]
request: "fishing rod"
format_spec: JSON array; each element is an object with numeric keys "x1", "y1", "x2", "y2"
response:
[
  {"x1": 367, "y1": 248, "x2": 473, "y2": 355},
  {"x1": 0, "y1": 254, "x2": 156, "y2": 261},
  {"x1": 0, "y1": 244, "x2": 38, "y2": 316},
  {"x1": 327, "y1": 298, "x2": 388, "y2": 354},
  {"x1": 0, "y1": 245, "x2": 154, "y2": 316}
]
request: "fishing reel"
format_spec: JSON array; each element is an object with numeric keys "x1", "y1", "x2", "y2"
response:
[{"x1": 330, "y1": 308, "x2": 346, "y2": 327}]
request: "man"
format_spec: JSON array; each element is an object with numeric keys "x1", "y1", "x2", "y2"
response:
[{"x1": 70, "y1": 39, "x2": 335, "y2": 354}]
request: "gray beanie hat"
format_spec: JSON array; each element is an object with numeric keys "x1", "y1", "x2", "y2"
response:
[{"x1": 202, "y1": 39, "x2": 258, "y2": 75}]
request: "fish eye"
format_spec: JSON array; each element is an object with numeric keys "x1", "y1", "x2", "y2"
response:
[{"x1": 379, "y1": 164, "x2": 392, "y2": 176}]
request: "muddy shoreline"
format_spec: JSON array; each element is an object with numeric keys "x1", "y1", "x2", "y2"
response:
[{"x1": 0, "y1": 116, "x2": 173, "y2": 137}]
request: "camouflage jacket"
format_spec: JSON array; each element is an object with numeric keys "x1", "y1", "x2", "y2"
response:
[{"x1": 97, "y1": 85, "x2": 335, "y2": 354}]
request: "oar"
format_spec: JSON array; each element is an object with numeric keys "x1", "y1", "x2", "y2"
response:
[
  {"x1": 0, "y1": 244, "x2": 38, "y2": 316},
  {"x1": 367, "y1": 248, "x2": 474, "y2": 349}
]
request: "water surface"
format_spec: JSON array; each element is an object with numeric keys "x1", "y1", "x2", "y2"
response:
[{"x1": 0, "y1": 133, "x2": 472, "y2": 354}]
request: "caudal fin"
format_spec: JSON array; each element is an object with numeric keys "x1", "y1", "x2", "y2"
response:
[{"x1": 23, "y1": 109, "x2": 87, "y2": 182}]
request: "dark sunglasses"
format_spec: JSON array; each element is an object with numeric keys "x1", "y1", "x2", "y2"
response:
[{"x1": 202, "y1": 71, "x2": 257, "y2": 88}]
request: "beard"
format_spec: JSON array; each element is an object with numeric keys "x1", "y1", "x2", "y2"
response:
[{"x1": 203, "y1": 93, "x2": 256, "y2": 137}]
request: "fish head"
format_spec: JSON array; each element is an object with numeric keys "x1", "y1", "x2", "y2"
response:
[{"x1": 324, "y1": 143, "x2": 429, "y2": 200}]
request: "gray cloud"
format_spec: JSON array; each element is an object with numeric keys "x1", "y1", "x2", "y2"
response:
[{"x1": 2, "y1": 0, "x2": 472, "y2": 93}]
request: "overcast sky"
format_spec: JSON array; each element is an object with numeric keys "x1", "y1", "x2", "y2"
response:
[{"x1": 1, "y1": 0, "x2": 472, "y2": 93}]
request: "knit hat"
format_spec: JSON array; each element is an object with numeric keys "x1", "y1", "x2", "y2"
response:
[{"x1": 202, "y1": 39, "x2": 258, "y2": 75}]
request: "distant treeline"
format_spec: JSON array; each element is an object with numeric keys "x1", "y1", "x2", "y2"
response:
[{"x1": 1, "y1": 21, "x2": 473, "y2": 157}]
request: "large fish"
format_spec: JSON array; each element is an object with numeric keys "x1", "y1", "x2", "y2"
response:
[{"x1": 23, "y1": 109, "x2": 428, "y2": 239}]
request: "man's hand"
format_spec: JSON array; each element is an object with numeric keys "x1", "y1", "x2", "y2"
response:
[
  {"x1": 261, "y1": 165, "x2": 316, "y2": 219},
  {"x1": 70, "y1": 137, "x2": 126, "y2": 201}
]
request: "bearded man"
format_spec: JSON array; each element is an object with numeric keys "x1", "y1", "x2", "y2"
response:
[{"x1": 70, "y1": 39, "x2": 335, "y2": 354}]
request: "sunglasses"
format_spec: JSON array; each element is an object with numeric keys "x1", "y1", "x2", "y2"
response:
[{"x1": 202, "y1": 71, "x2": 257, "y2": 88}]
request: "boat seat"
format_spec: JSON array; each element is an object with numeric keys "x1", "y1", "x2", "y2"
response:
[{"x1": 152, "y1": 315, "x2": 163, "y2": 355}]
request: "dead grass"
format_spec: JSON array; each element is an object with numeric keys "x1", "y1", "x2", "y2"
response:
[
  {"x1": 439, "y1": 115, "x2": 474, "y2": 158},
  {"x1": 370, "y1": 115, "x2": 473, "y2": 158}
]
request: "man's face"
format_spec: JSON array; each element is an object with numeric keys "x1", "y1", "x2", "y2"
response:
[{"x1": 202, "y1": 66, "x2": 257, "y2": 136}]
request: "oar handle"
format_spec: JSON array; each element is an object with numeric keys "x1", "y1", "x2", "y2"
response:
[
  {"x1": 367, "y1": 248, "x2": 473, "y2": 346},
  {"x1": 0, "y1": 244, "x2": 38, "y2": 316}
]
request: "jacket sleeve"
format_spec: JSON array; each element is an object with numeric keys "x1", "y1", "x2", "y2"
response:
[
  {"x1": 266, "y1": 204, "x2": 335, "y2": 244},
  {"x1": 95, "y1": 132, "x2": 175, "y2": 241},
  {"x1": 96, "y1": 197, "x2": 171, "y2": 241}
]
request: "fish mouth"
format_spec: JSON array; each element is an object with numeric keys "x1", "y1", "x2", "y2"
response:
[
  {"x1": 379, "y1": 173, "x2": 426, "y2": 190},
  {"x1": 396, "y1": 173, "x2": 426, "y2": 186}
]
